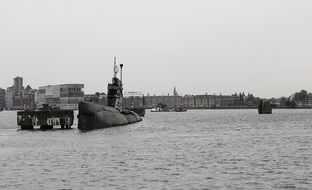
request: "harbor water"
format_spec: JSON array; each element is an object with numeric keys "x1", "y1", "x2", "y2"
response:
[{"x1": 0, "y1": 109, "x2": 311, "y2": 189}]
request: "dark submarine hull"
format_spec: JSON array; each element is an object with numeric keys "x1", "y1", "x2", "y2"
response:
[{"x1": 78, "y1": 101, "x2": 142, "y2": 130}]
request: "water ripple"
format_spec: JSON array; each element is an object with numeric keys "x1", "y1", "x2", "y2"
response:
[{"x1": 0, "y1": 109, "x2": 312, "y2": 189}]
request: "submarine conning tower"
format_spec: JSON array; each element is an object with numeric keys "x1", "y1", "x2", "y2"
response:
[{"x1": 107, "y1": 57, "x2": 124, "y2": 108}]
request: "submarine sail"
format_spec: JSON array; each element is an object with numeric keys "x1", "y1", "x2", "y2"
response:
[{"x1": 78, "y1": 58, "x2": 142, "y2": 130}]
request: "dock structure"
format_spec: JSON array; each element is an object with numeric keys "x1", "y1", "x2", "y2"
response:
[
  {"x1": 17, "y1": 109, "x2": 74, "y2": 130},
  {"x1": 258, "y1": 100, "x2": 273, "y2": 114}
]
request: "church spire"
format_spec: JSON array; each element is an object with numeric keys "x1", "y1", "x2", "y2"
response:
[{"x1": 173, "y1": 86, "x2": 178, "y2": 96}]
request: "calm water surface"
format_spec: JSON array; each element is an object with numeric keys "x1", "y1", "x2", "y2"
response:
[{"x1": 0, "y1": 109, "x2": 311, "y2": 189}]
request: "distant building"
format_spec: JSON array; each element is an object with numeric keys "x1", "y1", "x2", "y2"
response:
[
  {"x1": 183, "y1": 94, "x2": 240, "y2": 108},
  {"x1": 6, "y1": 76, "x2": 24, "y2": 109},
  {"x1": 84, "y1": 92, "x2": 107, "y2": 106},
  {"x1": 0, "y1": 88, "x2": 5, "y2": 110},
  {"x1": 13, "y1": 85, "x2": 37, "y2": 110},
  {"x1": 5, "y1": 87, "x2": 14, "y2": 109},
  {"x1": 5, "y1": 77, "x2": 37, "y2": 110},
  {"x1": 85, "y1": 94, "x2": 100, "y2": 103},
  {"x1": 183, "y1": 95, "x2": 196, "y2": 107},
  {"x1": 183, "y1": 94, "x2": 221, "y2": 108},
  {"x1": 220, "y1": 94, "x2": 240, "y2": 107},
  {"x1": 37, "y1": 84, "x2": 84, "y2": 110},
  {"x1": 144, "y1": 87, "x2": 183, "y2": 108},
  {"x1": 303, "y1": 96, "x2": 312, "y2": 108},
  {"x1": 122, "y1": 92, "x2": 144, "y2": 108},
  {"x1": 13, "y1": 76, "x2": 23, "y2": 94}
]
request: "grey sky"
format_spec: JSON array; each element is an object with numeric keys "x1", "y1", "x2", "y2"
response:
[{"x1": 1, "y1": 0, "x2": 311, "y2": 98}]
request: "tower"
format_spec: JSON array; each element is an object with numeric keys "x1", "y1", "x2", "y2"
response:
[
  {"x1": 13, "y1": 76, "x2": 23, "y2": 94},
  {"x1": 107, "y1": 58, "x2": 123, "y2": 108},
  {"x1": 173, "y1": 86, "x2": 178, "y2": 107},
  {"x1": 173, "y1": 86, "x2": 178, "y2": 96}
]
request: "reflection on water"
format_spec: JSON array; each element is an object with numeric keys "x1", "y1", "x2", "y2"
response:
[{"x1": 0, "y1": 109, "x2": 311, "y2": 189}]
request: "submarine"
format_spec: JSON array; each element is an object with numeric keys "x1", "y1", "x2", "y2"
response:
[{"x1": 78, "y1": 58, "x2": 142, "y2": 130}]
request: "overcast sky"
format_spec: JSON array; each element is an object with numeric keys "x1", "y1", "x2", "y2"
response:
[{"x1": 0, "y1": 0, "x2": 311, "y2": 98}]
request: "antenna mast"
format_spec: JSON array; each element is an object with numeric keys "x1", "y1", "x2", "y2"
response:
[
  {"x1": 120, "y1": 64, "x2": 124, "y2": 97},
  {"x1": 114, "y1": 57, "x2": 117, "y2": 78}
]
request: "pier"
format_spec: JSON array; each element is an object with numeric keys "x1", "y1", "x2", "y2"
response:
[{"x1": 17, "y1": 109, "x2": 74, "y2": 130}]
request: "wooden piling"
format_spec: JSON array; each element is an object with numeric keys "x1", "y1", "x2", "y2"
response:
[{"x1": 258, "y1": 100, "x2": 273, "y2": 114}]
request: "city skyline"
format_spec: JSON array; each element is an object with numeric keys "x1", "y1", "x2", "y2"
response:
[
  {"x1": 1, "y1": 0, "x2": 311, "y2": 98},
  {"x1": 1, "y1": 75, "x2": 310, "y2": 100}
]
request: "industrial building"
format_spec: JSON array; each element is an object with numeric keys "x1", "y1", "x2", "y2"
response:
[
  {"x1": 37, "y1": 84, "x2": 84, "y2": 110},
  {"x1": 0, "y1": 88, "x2": 5, "y2": 110}
]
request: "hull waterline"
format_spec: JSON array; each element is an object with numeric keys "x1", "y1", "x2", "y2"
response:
[{"x1": 78, "y1": 101, "x2": 142, "y2": 130}]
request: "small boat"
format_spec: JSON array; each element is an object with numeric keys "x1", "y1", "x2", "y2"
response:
[
  {"x1": 78, "y1": 58, "x2": 142, "y2": 130},
  {"x1": 151, "y1": 106, "x2": 187, "y2": 112},
  {"x1": 151, "y1": 107, "x2": 172, "y2": 112}
]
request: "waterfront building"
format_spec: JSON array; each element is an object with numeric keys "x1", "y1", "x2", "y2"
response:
[
  {"x1": 144, "y1": 88, "x2": 183, "y2": 108},
  {"x1": 0, "y1": 88, "x2": 5, "y2": 110},
  {"x1": 183, "y1": 95, "x2": 196, "y2": 108},
  {"x1": 144, "y1": 88, "x2": 240, "y2": 109},
  {"x1": 183, "y1": 94, "x2": 221, "y2": 108},
  {"x1": 195, "y1": 95, "x2": 218, "y2": 107},
  {"x1": 220, "y1": 94, "x2": 240, "y2": 107},
  {"x1": 144, "y1": 91, "x2": 243, "y2": 109},
  {"x1": 301, "y1": 96, "x2": 312, "y2": 108},
  {"x1": 122, "y1": 92, "x2": 144, "y2": 108},
  {"x1": 182, "y1": 93, "x2": 240, "y2": 108},
  {"x1": 37, "y1": 84, "x2": 84, "y2": 110}
]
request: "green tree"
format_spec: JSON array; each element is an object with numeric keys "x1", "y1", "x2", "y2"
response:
[
  {"x1": 279, "y1": 97, "x2": 287, "y2": 107},
  {"x1": 294, "y1": 90, "x2": 308, "y2": 102},
  {"x1": 157, "y1": 103, "x2": 167, "y2": 108},
  {"x1": 246, "y1": 93, "x2": 256, "y2": 103},
  {"x1": 286, "y1": 97, "x2": 296, "y2": 108}
]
